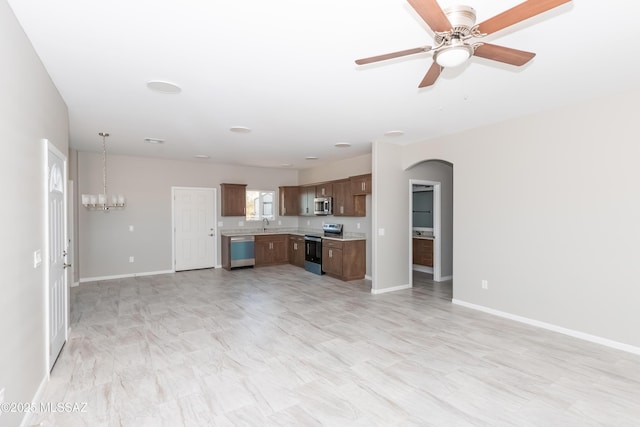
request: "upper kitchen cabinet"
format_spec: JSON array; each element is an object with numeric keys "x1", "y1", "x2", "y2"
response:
[
  {"x1": 279, "y1": 186, "x2": 299, "y2": 216},
  {"x1": 315, "y1": 182, "x2": 333, "y2": 197},
  {"x1": 220, "y1": 183, "x2": 247, "y2": 216},
  {"x1": 350, "y1": 174, "x2": 372, "y2": 195},
  {"x1": 299, "y1": 185, "x2": 315, "y2": 216},
  {"x1": 333, "y1": 179, "x2": 359, "y2": 217}
]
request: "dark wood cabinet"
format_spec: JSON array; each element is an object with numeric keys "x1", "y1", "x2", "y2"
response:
[
  {"x1": 322, "y1": 239, "x2": 365, "y2": 281},
  {"x1": 255, "y1": 234, "x2": 288, "y2": 266},
  {"x1": 350, "y1": 174, "x2": 372, "y2": 195},
  {"x1": 333, "y1": 178, "x2": 366, "y2": 217},
  {"x1": 412, "y1": 238, "x2": 434, "y2": 267},
  {"x1": 332, "y1": 179, "x2": 349, "y2": 216},
  {"x1": 220, "y1": 183, "x2": 247, "y2": 216},
  {"x1": 288, "y1": 235, "x2": 305, "y2": 268},
  {"x1": 315, "y1": 182, "x2": 333, "y2": 197},
  {"x1": 279, "y1": 186, "x2": 299, "y2": 216},
  {"x1": 299, "y1": 185, "x2": 315, "y2": 216}
]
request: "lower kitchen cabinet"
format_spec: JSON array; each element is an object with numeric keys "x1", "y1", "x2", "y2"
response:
[
  {"x1": 412, "y1": 238, "x2": 434, "y2": 267},
  {"x1": 255, "y1": 234, "x2": 288, "y2": 266},
  {"x1": 322, "y1": 239, "x2": 365, "y2": 281},
  {"x1": 288, "y1": 235, "x2": 305, "y2": 268}
]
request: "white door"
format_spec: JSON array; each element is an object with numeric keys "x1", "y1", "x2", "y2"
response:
[
  {"x1": 47, "y1": 143, "x2": 67, "y2": 370},
  {"x1": 173, "y1": 187, "x2": 216, "y2": 271}
]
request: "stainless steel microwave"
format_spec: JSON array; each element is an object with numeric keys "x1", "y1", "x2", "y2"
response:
[{"x1": 314, "y1": 197, "x2": 333, "y2": 215}]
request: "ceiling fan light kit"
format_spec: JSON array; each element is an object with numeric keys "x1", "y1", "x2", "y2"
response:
[
  {"x1": 434, "y1": 39, "x2": 473, "y2": 68},
  {"x1": 355, "y1": 0, "x2": 572, "y2": 87}
]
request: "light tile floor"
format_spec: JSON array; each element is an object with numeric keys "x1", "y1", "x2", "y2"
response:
[{"x1": 30, "y1": 266, "x2": 640, "y2": 426}]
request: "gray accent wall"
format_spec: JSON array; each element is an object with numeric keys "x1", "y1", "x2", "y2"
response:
[
  {"x1": 1, "y1": 1, "x2": 69, "y2": 425},
  {"x1": 373, "y1": 87, "x2": 640, "y2": 348}
]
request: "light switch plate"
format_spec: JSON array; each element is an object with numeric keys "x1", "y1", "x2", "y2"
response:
[
  {"x1": 129, "y1": 225, "x2": 134, "y2": 232},
  {"x1": 378, "y1": 228, "x2": 385, "y2": 236},
  {"x1": 33, "y1": 249, "x2": 42, "y2": 268}
]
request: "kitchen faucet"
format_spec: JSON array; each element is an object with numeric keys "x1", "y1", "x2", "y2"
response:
[{"x1": 262, "y1": 217, "x2": 269, "y2": 232}]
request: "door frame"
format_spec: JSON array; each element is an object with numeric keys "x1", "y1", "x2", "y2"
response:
[
  {"x1": 44, "y1": 139, "x2": 68, "y2": 372},
  {"x1": 171, "y1": 186, "x2": 218, "y2": 271},
  {"x1": 409, "y1": 179, "x2": 442, "y2": 285}
]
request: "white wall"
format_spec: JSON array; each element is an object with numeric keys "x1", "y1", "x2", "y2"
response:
[
  {"x1": 298, "y1": 153, "x2": 371, "y2": 184},
  {"x1": 374, "y1": 87, "x2": 640, "y2": 348},
  {"x1": 77, "y1": 152, "x2": 298, "y2": 279},
  {"x1": 0, "y1": 1, "x2": 69, "y2": 426}
]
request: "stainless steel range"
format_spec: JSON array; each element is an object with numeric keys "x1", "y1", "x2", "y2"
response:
[{"x1": 304, "y1": 224, "x2": 343, "y2": 275}]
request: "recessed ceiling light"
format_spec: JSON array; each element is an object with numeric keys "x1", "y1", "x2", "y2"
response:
[
  {"x1": 384, "y1": 130, "x2": 404, "y2": 137},
  {"x1": 334, "y1": 142, "x2": 351, "y2": 148},
  {"x1": 230, "y1": 126, "x2": 251, "y2": 133},
  {"x1": 194, "y1": 154, "x2": 210, "y2": 159},
  {"x1": 305, "y1": 156, "x2": 318, "y2": 160},
  {"x1": 146, "y1": 80, "x2": 181, "y2": 94},
  {"x1": 144, "y1": 137, "x2": 165, "y2": 144}
]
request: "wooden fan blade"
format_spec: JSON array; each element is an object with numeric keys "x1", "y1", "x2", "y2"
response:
[
  {"x1": 355, "y1": 47, "x2": 430, "y2": 65},
  {"x1": 473, "y1": 43, "x2": 535, "y2": 66},
  {"x1": 418, "y1": 62, "x2": 442, "y2": 88},
  {"x1": 407, "y1": 0, "x2": 451, "y2": 33},
  {"x1": 477, "y1": 0, "x2": 571, "y2": 35}
]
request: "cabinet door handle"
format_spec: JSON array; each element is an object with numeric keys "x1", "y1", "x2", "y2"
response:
[{"x1": 329, "y1": 249, "x2": 332, "y2": 258}]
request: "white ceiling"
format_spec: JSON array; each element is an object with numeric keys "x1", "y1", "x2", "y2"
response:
[{"x1": 7, "y1": 0, "x2": 639, "y2": 169}]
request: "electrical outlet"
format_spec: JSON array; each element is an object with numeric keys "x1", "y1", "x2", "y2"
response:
[
  {"x1": 129, "y1": 225, "x2": 134, "y2": 232},
  {"x1": 357, "y1": 223, "x2": 361, "y2": 229},
  {"x1": 129, "y1": 256, "x2": 134, "y2": 263},
  {"x1": 482, "y1": 280, "x2": 488, "y2": 290}
]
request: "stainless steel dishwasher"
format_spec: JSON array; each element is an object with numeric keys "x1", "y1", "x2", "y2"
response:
[{"x1": 229, "y1": 235, "x2": 255, "y2": 268}]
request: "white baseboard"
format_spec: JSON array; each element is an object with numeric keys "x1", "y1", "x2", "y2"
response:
[
  {"x1": 412, "y1": 265, "x2": 433, "y2": 274},
  {"x1": 71, "y1": 281, "x2": 80, "y2": 288},
  {"x1": 20, "y1": 374, "x2": 48, "y2": 427},
  {"x1": 371, "y1": 284, "x2": 412, "y2": 295},
  {"x1": 452, "y1": 299, "x2": 640, "y2": 356},
  {"x1": 439, "y1": 275, "x2": 452, "y2": 282},
  {"x1": 364, "y1": 274, "x2": 372, "y2": 281},
  {"x1": 79, "y1": 269, "x2": 174, "y2": 283}
]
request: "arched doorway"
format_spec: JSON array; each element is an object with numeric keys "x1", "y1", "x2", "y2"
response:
[{"x1": 406, "y1": 160, "x2": 453, "y2": 294}]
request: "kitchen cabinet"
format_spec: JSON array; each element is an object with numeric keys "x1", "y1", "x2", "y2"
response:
[
  {"x1": 350, "y1": 174, "x2": 372, "y2": 195},
  {"x1": 315, "y1": 182, "x2": 333, "y2": 197},
  {"x1": 412, "y1": 238, "x2": 434, "y2": 267},
  {"x1": 288, "y1": 234, "x2": 305, "y2": 268},
  {"x1": 255, "y1": 234, "x2": 288, "y2": 266},
  {"x1": 322, "y1": 239, "x2": 365, "y2": 281},
  {"x1": 333, "y1": 178, "x2": 365, "y2": 217},
  {"x1": 279, "y1": 186, "x2": 299, "y2": 216},
  {"x1": 299, "y1": 185, "x2": 316, "y2": 216},
  {"x1": 220, "y1": 183, "x2": 247, "y2": 216}
]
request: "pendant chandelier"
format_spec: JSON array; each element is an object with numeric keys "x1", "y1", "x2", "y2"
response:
[{"x1": 81, "y1": 132, "x2": 125, "y2": 211}]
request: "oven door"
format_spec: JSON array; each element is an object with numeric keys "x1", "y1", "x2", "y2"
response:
[{"x1": 304, "y1": 236, "x2": 322, "y2": 263}]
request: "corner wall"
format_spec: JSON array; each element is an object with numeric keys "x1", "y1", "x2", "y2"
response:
[
  {"x1": 0, "y1": 1, "x2": 69, "y2": 426},
  {"x1": 374, "y1": 87, "x2": 640, "y2": 348}
]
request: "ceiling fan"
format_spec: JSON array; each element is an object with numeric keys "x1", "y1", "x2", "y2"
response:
[{"x1": 355, "y1": 0, "x2": 572, "y2": 88}]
